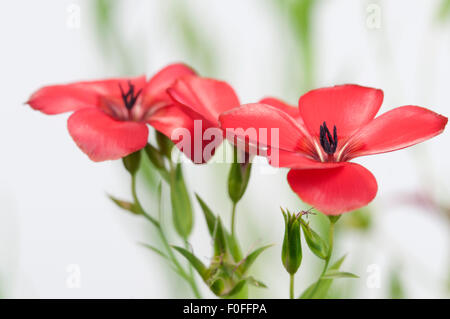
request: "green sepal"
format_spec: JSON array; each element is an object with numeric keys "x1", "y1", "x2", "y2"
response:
[
  {"x1": 213, "y1": 217, "x2": 227, "y2": 257},
  {"x1": 144, "y1": 143, "x2": 166, "y2": 170},
  {"x1": 122, "y1": 150, "x2": 141, "y2": 175},
  {"x1": 301, "y1": 221, "x2": 328, "y2": 259},
  {"x1": 156, "y1": 131, "x2": 174, "y2": 159},
  {"x1": 195, "y1": 193, "x2": 216, "y2": 236}
]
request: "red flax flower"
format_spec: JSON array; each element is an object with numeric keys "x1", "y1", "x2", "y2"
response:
[
  {"x1": 27, "y1": 63, "x2": 196, "y2": 161},
  {"x1": 220, "y1": 85, "x2": 447, "y2": 215},
  {"x1": 27, "y1": 64, "x2": 239, "y2": 163}
]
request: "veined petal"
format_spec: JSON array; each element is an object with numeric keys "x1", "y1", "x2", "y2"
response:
[
  {"x1": 348, "y1": 105, "x2": 448, "y2": 158},
  {"x1": 259, "y1": 97, "x2": 303, "y2": 124},
  {"x1": 287, "y1": 162, "x2": 378, "y2": 215},
  {"x1": 68, "y1": 108, "x2": 148, "y2": 162},
  {"x1": 168, "y1": 75, "x2": 240, "y2": 126},
  {"x1": 148, "y1": 105, "x2": 218, "y2": 164},
  {"x1": 219, "y1": 103, "x2": 311, "y2": 154},
  {"x1": 299, "y1": 84, "x2": 383, "y2": 141},
  {"x1": 27, "y1": 76, "x2": 146, "y2": 115},
  {"x1": 270, "y1": 149, "x2": 344, "y2": 169}
]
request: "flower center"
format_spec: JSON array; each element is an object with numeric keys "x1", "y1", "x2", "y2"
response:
[
  {"x1": 119, "y1": 81, "x2": 142, "y2": 110},
  {"x1": 319, "y1": 121, "x2": 338, "y2": 155}
]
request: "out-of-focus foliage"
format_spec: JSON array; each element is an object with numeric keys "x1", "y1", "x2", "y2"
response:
[
  {"x1": 170, "y1": 0, "x2": 217, "y2": 76},
  {"x1": 389, "y1": 267, "x2": 406, "y2": 299},
  {"x1": 274, "y1": 0, "x2": 316, "y2": 92},
  {"x1": 92, "y1": 0, "x2": 138, "y2": 74},
  {"x1": 437, "y1": 0, "x2": 450, "y2": 21},
  {"x1": 343, "y1": 208, "x2": 373, "y2": 231}
]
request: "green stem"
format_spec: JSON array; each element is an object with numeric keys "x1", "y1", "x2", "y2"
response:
[
  {"x1": 289, "y1": 274, "x2": 295, "y2": 299},
  {"x1": 131, "y1": 173, "x2": 201, "y2": 298},
  {"x1": 231, "y1": 202, "x2": 237, "y2": 238},
  {"x1": 306, "y1": 219, "x2": 336, "y2": 299}
]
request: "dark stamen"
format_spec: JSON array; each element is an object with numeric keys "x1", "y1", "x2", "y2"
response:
[
  {"x1": 319, "y1": 121, "x2": 338, "y2": 155},
  {"x1": 119, "y1": 81, "x2": 142, "y2": 110}
]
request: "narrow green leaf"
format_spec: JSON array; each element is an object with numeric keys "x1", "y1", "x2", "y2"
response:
[
  {"x1": 299, "y1": 255, "x2": 347, "y2": 299},
  {"x1": 195, "y1": 193, "x2": 216, "y2": 236},
  {"x1": 170, "y1": 163, "x2": 193, "y2": 239},
  {"x1": 225, "y1": 233, "x2": 243, "y2": 262},
  {"x1": 389, "y1": 268, "x2": 405, "y2": 299},
  {"x1": 236, "y1": 245, "x2": 273, "y2": 275},
  {"x1": 108, "y1": 194, "x2": 139, "y2": 214},
  {"x1": 139, "y1": 243, "x2": 169, "y2": 260},
  {"x1": 246, "y1": 276, "x2": 268, "y2": 288},
  {"x1": 322, "y1": 270, "x2": 359, "y2": 279},
  {"x1": 172, "y1": 246, "x2": 207, "y2": 279}
]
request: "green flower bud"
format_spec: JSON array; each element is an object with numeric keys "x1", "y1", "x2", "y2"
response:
[
  {"x1": 228, "y1": 147, "x2": 252, "y2": 204},
  {"x1": 170, "y1": 163, "x2": 193, "y2": 239},
  {"x1": 281, "y1": 208, "x2": 302, "y2": 275}
]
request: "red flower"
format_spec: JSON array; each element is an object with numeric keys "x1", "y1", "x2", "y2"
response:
[
  {"x1": 27, "y1": 63, "x2": 196, "y2": 161},
  {"x1": 220, "y1": 85, "x2": 448, "y2": 215},
  {"x1": 28, "y1": 64, "x2": 240, "y2": 164},
  {"x1": 165, "y1": 74, "x2": 240, "y2": 163}
]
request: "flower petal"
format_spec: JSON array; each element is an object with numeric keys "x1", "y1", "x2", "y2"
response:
[
  {"x1": 287, "y1": 162, "x2": 378, "y2": 215},
  {"x1": 259, "y1": 97, "x2": 303, "y2": 124},
  {"x1": 148, "y1": 105, "x2": 218, "y2": 163},
  {"x1": 140, "y1": 63, "x2": 196, "y2": 108},
  {"x1": 168, "y1": 75, "x2": 240, "y2": 126},
  {"x1": 28, "y1": 76, "x2": 146, "y2": 115},
  {"x1": 299, "y1": 84, "x2": 383, "y2": 140},
  {"x1": 219, "y1": 103, "x2": 311, "y2": 154},
  {"x1": 348, "y1": 105, "x2": 448, "y2": 158},
  {"x1": 270, "y1": 149, "x2": 344, "y2": 169},
  {"x1": 68, "y1": 108, "x2": 148, "y2": 161}
]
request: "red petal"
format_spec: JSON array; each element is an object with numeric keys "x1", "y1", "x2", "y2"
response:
[
  {"x1": 68, "y1": 108, "x2": 148, "y2": 161},
  {"x1": 27, "y1": 76, "x2": 146, "y2": 115},
  {"x1": 287, "y1": 162, "x2": 378, "y2": 215},
  {"x1": 140, "y1": 63, "x2": 196, "y2": 108},
  {"x1": 219, "y1": 103, "x2": 311, "y2": 153},
  {"x1": 148, "y1": 105, "x2": 218, "y2": 163},
  {"x1": 259, "y1": 97, "x2": 303, "y2": 124},
  {"x1": 299, "y1": 84, "x2": 383, "y2": 141},
  {"x1": 168, "y1": 75, "x2": 240, "y2": 126},
  {"x1": 271, "y1": 149, "x2": 344, "y2": 169},
  {"x1": 349, "y1": 105, "x2": 448, "y2": 158}
]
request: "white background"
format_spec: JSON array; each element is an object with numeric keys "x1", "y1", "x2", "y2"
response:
[{"x1": 0, "y1": 0, "x2": 449, "y2": 298}]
